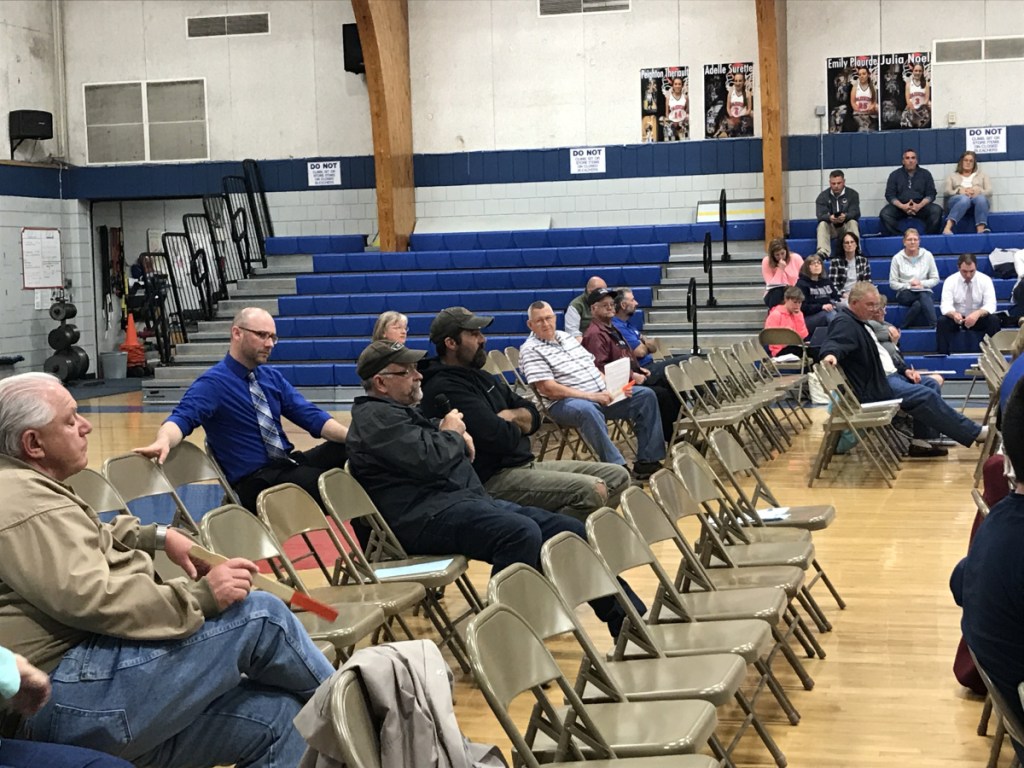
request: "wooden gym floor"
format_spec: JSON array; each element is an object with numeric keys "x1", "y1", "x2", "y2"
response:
[{"x1": 79, "y1": 393, "x2": 997, "y2": 767}]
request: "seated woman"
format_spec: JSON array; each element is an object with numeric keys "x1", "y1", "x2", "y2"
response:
[
  {"x1": 796, "y1": 254, "x2": 839, "y2": 332},
  {"x1": 371, "y1": 310, "x2": 409, "y2": 343},
  {"x1": 889, "y1": 228, "x2": 939, "y2": 328},
  {"x1": 761, "y1": 237, "x2": 803, "y2": 309},
  {"x1": 828, "y1": 231, "x2": 871, "y2": 303},
  {"x1": 763, "y1": 286, "x2": 810, "y2": 357},
  {"x1": 943, "y1": 150, "x2": 992, "y2": 235}
]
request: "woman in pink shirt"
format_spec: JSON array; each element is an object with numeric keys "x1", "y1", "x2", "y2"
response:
[
  {"x1": 762, "y1": 237, "x2": 804, "y2": 308},
  {"x1": 763, "y1": 286, "x2": 810, "y2": 356}
]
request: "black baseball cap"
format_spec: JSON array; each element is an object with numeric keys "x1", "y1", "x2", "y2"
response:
[
  {"x1": 429, "y1": 307, "x2": 494, "y2": 344},
  {"x1": 586, "y1": 287, "x2": 619, "y2": 306},
  {"x1": 356, "y1": 341, "x2": 426, "y2": 380}
]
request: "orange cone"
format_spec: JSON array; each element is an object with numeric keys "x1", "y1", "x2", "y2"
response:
[{"x1": 120, "y1": 313, "x2": 146, "y2": 368}]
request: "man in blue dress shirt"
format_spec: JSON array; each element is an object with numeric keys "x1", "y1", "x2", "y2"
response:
[{"x1": 135, "y1": 307, "x2": 349, "y2": 511}]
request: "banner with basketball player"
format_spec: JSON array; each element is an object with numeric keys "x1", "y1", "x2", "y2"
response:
[
  {"x1": 826, "y1": 55, "x2": 879, "y2": 133},
  {"x1": 703, "y1": 62, "x2": 754, "y2": 139},
  {"x1": 879, "y1": 51, "x2": 931, "y2": 130},
  {"x1": 825, "y1": 51, "x2": 931, "y2": 132},
  {"x1": 640, "y1": 66, "x2": 689, "y2": 142}
]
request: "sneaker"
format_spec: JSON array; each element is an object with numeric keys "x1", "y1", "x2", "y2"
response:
[
  {"x1": 631, "y1": 460, "x2": 663, "y2": 480},
  {"x1": 975, "y1": 425, "x2": 990, "y2": 445},
  {"x1": 908, "y1": 443, "x2": 948, "y2": 458}
]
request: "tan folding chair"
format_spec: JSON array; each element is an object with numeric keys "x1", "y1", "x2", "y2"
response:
[
  {"x1": 584, "y1": 510, "x2": 800, "y2": 726},
  {"x1": 200, "y1": 504, "x2": 386, "y2": 664},
  {"x1": 256, "y1": 483, "x2": 431, "y2": 649},
  {"x1": 328, "y1": 670, "x2": 381, "y2": 768},
  {"x1": 488, "y1": 563, "x2": 781, "y2": 765},
  {"x1": 620, "y1": 485, "x2": 818, "y2": 690},
  {"x1": 162, "y1": 440, "x2": 241, "y2": 506},
  {"x1": 969, "y1": 649, "x2": 1024, "y2": 768},
  {"x1": 466, "y1": 602, "x2": 722, "y2": 767},
  {"x1": 318, "y1": 468, "x2": 479, "y2": 672},
  {"x1": 732, "y1": 340, "x2": 811, "y2": 428},
  {"x1": 102, "y1": 453, "x2": 199, "y2": 533},
  {"x1": 701, "y1": 350, "x2": 792, "y2": 453},
  {"x1": 67, "y1": 468, "x2": 130, "y2": 520}
]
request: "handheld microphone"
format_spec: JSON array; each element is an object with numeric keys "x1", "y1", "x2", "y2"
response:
[{"x1": 434, "y1": 394, "x2": 452, "y2": 416}]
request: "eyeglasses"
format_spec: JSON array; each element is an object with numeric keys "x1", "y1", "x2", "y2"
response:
[
  {"x1": 238, "y1": 327, "x2": 278, "y2": 343},
  {"x1": 378, "y1": 367, "x2": 416, "y2": 378}
]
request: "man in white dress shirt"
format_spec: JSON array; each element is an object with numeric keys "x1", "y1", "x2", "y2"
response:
[{"x1": 936, "y1": 254, "x2": 1001, "y2": 355}]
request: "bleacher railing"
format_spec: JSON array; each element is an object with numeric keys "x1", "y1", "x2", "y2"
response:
[
  {"x1": 223, "y1": 175, "x2": 267, "y2": 270},
  {"x1": 184, "y1": 213, "x2": 228, "y2": 304},
  {"x1": 242, "y1": 159, "x2": 275, "y2": 240},
  {"x1": 719, "y1": 188, "x2": 731, "y2": 262},
  {"x1": 202, "y1": 194, "x2": 250, "y2": 282},
  {"x1": 686, "y1": 276, "x2": 700, "y2": 355},
  {"x1": 140, "y1": 251, "x2": 187, "y2": 361},
  {"x1": 702, "y1": 232, "x2": 718, "y2": 308},
  {"x1": 161, "y1": 232, "x2": 212, "y2": 327}
]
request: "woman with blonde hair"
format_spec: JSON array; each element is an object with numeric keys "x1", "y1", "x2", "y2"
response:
[
  {"x1": 371, "y1": 311, "x2": 408, "y2": 343},
  {"x1": 943, "y1": 150, "x2": 992, "y2": 235}
]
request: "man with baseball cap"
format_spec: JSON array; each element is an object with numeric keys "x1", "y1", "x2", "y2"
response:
[
  {"x1": 420, "y1": 307, "x2": 630, "y2": 521},
  {"x1": 347, "y1": 339, "x2": 641, "y2": 636}
]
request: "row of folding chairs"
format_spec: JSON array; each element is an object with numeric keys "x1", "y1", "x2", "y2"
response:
[{"x1": 67, "y1": 443, "x2": 483, "y2": 671}]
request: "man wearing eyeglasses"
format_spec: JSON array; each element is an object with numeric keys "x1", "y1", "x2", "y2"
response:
[
  {"x1": 135, "y1": 307, "x2": 349, "y2": 512},
  {"x1": 347, "y1": 340, "x2": 642, "y2": 637}
]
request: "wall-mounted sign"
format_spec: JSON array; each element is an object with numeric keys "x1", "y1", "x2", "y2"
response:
[{"x1": 569, "y1": 147, "x2": 606, "y2": 175}]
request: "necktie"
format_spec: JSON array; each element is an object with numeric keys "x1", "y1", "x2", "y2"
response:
[
  {"x1": 247, "y1": 372, "x2": 290, "y2": 460},
  {"x1": 964, "y1": 279, "x2": 974, "y2": 314}
]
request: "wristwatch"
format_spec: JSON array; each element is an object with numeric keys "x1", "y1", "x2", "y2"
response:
[{"x1": 154, "y1": 524, "x2": 169, "y2": 551}]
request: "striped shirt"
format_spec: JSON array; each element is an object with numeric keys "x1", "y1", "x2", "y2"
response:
[{"x1": 520, "y1": 330, "x2": 606, "y2": 406}]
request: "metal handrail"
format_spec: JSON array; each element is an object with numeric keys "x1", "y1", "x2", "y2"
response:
[
  {"x1": 686, "y1": 277, "x2": 700, "y2": 355},
  {"x1": 719, "y1": 188, "x2": 731, "y2": 262},
  {"x1": 702, "y1": 231, "x2": 718, "y2": 307}
]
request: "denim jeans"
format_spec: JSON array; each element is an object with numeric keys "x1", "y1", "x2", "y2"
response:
[
  {"x1": 895, "y1": 289, "x2": 937, "y2": 328},
  {"x1": 548, "y1": 387, "x2": 666, "y2": 465},
  {"x1": 886, "y1": 373, "x2": 981, "y2": 446},
  {"x1": 394, "y1": 498, "x2": 643, "y2": 636},
  {"x1": 0, "y1": 739, "x2": 134, "y2": 768},
  {"x1": 23, "y1": 592, "x2": 334, "y2": 768},
  {"x1": 484, "y1": 460, "x2": 631, "y2": 521},
  {"x1": 947, "y1": 193, "x2": 989, "y2": 226}
]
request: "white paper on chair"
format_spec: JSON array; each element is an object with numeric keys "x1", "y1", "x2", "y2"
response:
[
  {"x1": 861, "y1": 398, "x2": 903, "y2": 410},
  {"x1": 757, "y1": 506, "x2": 791, "y2": 521},
  {"x1": 772, "y1": 353, "x2": 801, "y2": 363},
  {"x1": 375, "y1": 559, "x2": 454, "y2": 579},
  {"x1": 605, "y1": 357, "x2": 632, "y2": 404}
]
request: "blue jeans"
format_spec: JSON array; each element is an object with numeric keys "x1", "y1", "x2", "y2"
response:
[
  {"x1": 23, "y1": 593, "x2": 334, "y2": 768},
  {"x1": 895, "y1": 289, "x2": 937, "y2": 328},
  {"x1": 548, "y1": 387, "x2": 666, "y2": 465},
  {"x1": 886, "y1": 373, "x2": 981, "y2": 446},
  {"x1": 0, "y1": 739, "x2": 133, "y2": 768},
  {"x1": 947, "y1": 194, "x2": 989, "y2": 227},
  {"x1": 397, "y1": 498, "x2": 643, "y2": 636}
]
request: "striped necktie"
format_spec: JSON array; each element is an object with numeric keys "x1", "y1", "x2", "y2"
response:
[{"x1": 247, "y1": 371, "x2": 290, "y2": 460}]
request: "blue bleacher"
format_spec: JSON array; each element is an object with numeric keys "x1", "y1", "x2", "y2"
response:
[
  {"x1": 264, "y1": 234, "x2": 367, "y2": 255},
  {"x1": 788, "y1": 212, "x2": 1024, "y2": 240}
]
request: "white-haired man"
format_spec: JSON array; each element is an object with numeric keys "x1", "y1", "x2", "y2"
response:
[
  {"x1": 135, "y1": 307, "x2": 348, "y2": 511},
  {"x1": 0, "y1": 372, "x2": 333, "y2": 766}
]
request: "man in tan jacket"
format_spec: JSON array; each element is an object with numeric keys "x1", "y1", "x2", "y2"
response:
[{"x1": 0, "y1": 372, "x2": 333, "y2": 767}]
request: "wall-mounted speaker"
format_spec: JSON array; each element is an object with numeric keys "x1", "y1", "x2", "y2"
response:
[
  {"x1": 342, "y1": 23, "x2": 364, "y2": 75},
  {"x1": 9, "y1": 110, "x2": 53, "y2": 141}
]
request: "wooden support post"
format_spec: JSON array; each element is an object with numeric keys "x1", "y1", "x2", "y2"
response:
[
  {"x1": 352, "y1": 0, "x2": 415, "y2": 252},
  {"x1": 756, "y1": 0, "x2": 786, "y2": 245}
]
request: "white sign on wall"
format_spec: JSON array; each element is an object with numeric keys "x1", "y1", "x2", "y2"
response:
[
  {"x1": 966, "y1": 126, "x2": 1006, "y2": 155},
  {"x1": 569, "y1": 147, "x2": 606, "y2": 175},
  {"x1": 21, "y1": 228, "x2": 63, "y2": 289},
  {"x1": 307, "y1": 160, "x2": 342, "y2": 187}
]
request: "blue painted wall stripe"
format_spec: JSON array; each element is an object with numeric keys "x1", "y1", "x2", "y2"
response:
[{"x1": 3, "y1": 124, "x2": 1022, "y2": 202}]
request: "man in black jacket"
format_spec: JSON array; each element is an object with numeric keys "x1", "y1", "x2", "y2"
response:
[
  {"x1": 420, "y1": 307, "x2": 629, "y2": 521},
  {"x1": 820, "y1": 282, "x2": 985, "y2": 457},
  {"x1": 346, "y1": 340, "x2": 641, "y2": 635},
  {"x1": 814, "y1": 169, "x2": 860, "y2": 259}
]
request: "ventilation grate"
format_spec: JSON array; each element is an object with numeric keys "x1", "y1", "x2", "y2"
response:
[
  {"x1": 188, "y1": 13, "x2": 269, "y2": 38},
  {"x1": 935, "y1": 39, "x2": 982, "y2": 63},
  {"x1": 986, "y1": 37, "x2": 1024, "y2": 60},
  {"x1": 539, "y1": 0, "x2": 629, "y2": 17}
]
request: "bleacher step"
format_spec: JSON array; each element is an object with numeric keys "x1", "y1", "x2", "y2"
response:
[
  {"x1": 669, "y1": 241, "x2": 763, "y2": 258},
  {"x1": 657, "y1": 285, "x2": 765, "y2": 303},
  {"x1": 255, "y1": 255, "x2": 314, "y2": 272},
  {"x1": 235, "y1": 277, "x2": 296, "y2": 295},
  {"x1": 664, "y1": 263, "x2": 762, "y2": 281},
  {"x1": 648, "y1": 307, "x2": 766, "y2": 326},
  {"x1": 217, "y1": 298, "x2": 278, "y2": 316}
]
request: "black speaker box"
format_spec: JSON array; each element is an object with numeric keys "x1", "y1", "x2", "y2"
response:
[
  {"x1": 342, "y1": 23, "x2": 364, "y2": 75},
  {"x1": 9, "y1": 110, "x2": 53, "y2": 141}
]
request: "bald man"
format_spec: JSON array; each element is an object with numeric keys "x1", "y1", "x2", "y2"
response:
[
  {"x1": 136, "y1": 307, "x2": 348, "y2": 511},
  {"x1": 564, "y1": 275, "x2": 607, "y2": 340}
]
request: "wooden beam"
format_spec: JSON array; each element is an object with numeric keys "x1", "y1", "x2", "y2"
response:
[
  {"x1": 352, "y1": 0, "x2": 415, "y2": 252},
  {"x1": 756, "y1": 0, "x2": 786, "y2": 244}
]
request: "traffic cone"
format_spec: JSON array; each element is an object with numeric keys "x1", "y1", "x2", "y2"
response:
[{"x1": 120, "y1": 313, "x2": 146, "y2": 368}]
